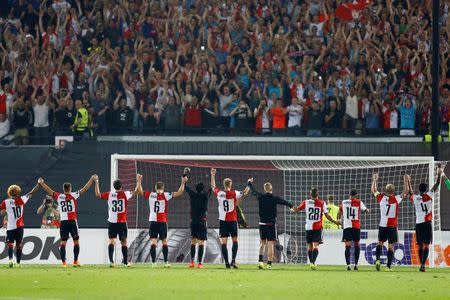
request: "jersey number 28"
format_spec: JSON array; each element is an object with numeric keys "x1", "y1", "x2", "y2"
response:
[{"x1": 308, "y1": 207, "x2": 321, "y2": 221}]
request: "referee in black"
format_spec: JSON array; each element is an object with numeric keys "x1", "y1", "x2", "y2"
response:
[
  {"x1": 247, "y1": 178, "x2": 293, "y2": 269},
  {"x1": 184, "y1": 168, "x2": 212, "y2": 268}
]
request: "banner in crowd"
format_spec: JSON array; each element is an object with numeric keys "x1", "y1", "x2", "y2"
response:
[{"x1": 0, "y1": 229, "x2": 449, "y2": 266}]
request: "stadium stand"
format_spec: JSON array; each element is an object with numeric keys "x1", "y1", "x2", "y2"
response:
[{"x1": 0, "y1": 0, "x2": 449, "y2": 143}]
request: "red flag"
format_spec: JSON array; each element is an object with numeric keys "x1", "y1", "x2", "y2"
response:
[{"x1": 336, "y1": 0, "x2": 371, "y2": 22}]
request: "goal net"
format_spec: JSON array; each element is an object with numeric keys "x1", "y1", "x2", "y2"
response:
[{"x1": 111, "y1": 155, "x2": 445, "y2": 267}]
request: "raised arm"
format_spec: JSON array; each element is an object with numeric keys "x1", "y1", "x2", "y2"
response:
[
  {"x1": 93, "y1": 174, "x2": 101, "y2": 198},
  {"x1": 133, "y1": 174, "x2": 143, "y2": 197},
  {"x1": 247, "y1": 178, "x2": 261, "y2": 197},
  {"x1": 210, "y1": 168, "x2": 217, "y2": 189},
  {"x1": 79, "y1": 175, "x2": 96, "y2": 195},
  {"x1": 401, "y1": 174, "x2": 410, "y2": 198},
  {"x1": 430, "y1": 167, "x2": 442, "y2": 192},
  {"x1": 371, "y1": 173, "x2": 379, "y2": 196},
  {"x1": 173, "y1": 176, "x2": 188, "y2": 198},
  {"x1": 26, "y1": 182, "x2": 40, "y2": 197},
  {"x1": 38, "y1": 177, "x2": 55, "y2": 196}
]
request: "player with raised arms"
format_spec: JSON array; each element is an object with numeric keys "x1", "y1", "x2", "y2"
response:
[
  {"x1": 183, "y1": 167, "x2": 212, "y2": 268},
  {"x1": 247, "y1": 178, "x2": 293, "y2": 269},
  {"x1": 211, "y1": 168, "x2": 249, "y2": 269},
  {"x1": 407, "y1": 166, "x2": 442, "y2": 272},
  {"x1": 371, "y1": 173, "x2": 409, "y2": 271},
  {"x1": 290, "y1": 187, "x2": 340, "y2": 270},
  {"x1": 0, "y1": 182, "x2": 40, "y2": 267},
  {"x1": 94, "y1": 173, "x2": 143, "y2": 268},
  {"x1": 38, "y1": 176, "x2": 96, "y2": 267},
  {"x1": 139, "y1": 174, "x2": 187, "y2": 268},
  {"x1": 337, "y1": 189, "x2": 369, "y2": 270}
]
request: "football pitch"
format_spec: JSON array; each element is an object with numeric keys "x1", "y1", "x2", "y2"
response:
[{"x1": 0, "y1": 264, "x2": 449, "y2": 300}]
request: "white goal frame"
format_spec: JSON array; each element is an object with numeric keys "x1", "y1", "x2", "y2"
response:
[{"x1": 111, "y1": 154, "x2": 438, "y2": 267}]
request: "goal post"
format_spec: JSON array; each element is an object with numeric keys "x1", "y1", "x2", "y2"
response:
[{"x1": 110, "y1": 154, "x2": 445, "y2": 267}]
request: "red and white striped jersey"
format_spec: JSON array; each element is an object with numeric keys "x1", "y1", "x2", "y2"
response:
[
  {"x1": 376, "y1": 193, "x2": 402, "y2": 227},
  {"x1": 0, "y1": 196, "x2": 30, "y2": 230},
  {"x1": 339, "y1": 199, "x2": 367, "y2": 229},
  {"x1": 54, "y1": 191, "x2": 80, "y2": 221},
  {"x1": 297, "y1": 199, "x2": 329, "y2": 230},
  {"x1": 411, "y1": 192, "x2": 433, "y2": 224},
  {"x1": 145, "y1": 191, "x2": 173, "y2": 222},
  {"x1": 101, "y1": 191, "x2": 133, "y2": 223},
  {"x1": 214, "y1": 188, "x2": 243, "y2": 221}
]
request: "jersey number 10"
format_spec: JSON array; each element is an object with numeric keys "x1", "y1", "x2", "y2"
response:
[{"x1": 12, "y1": 206, "x2": 22, "y2": 219}]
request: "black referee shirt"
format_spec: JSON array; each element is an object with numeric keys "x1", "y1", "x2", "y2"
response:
[
  {"x1": 185, "y1": 185, "x2": 212, "y2": 222},
  {"x1": 248, "y1": 182, "x2": 293, "y2": 224}
]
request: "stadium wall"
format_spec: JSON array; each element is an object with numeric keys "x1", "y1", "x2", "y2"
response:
[
  {"x1": 0, "y1": 139, "x2": 449, "y2": 229},
  {"x1": 1, "y1": 229, "x2": 449, "y2": 266}
]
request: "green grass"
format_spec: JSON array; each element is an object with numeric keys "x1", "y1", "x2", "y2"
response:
[{"x1": 0, "y1": 264, "x2": 449, "y2": 300}]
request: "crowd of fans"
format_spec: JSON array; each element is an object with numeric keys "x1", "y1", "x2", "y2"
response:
[{"x1": 0, "y1": 0, "x2": 449, "y2": 144}]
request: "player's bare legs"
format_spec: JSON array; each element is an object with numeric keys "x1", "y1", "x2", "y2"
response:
[
  {"x1": 60, "y1": 240, "x2": 68, "y2": 267},
  {"x1": 258, "y1": 239, "x2": 267, "y2": 269},
  {"x1": 353, "y1": 241, "x2": 361, "y2": 270},
  {"x1": 73, "y1": 239, "x2": 81, "y2": 267},
  {"x1": 190, "y1": 238, "x2": 197, "y2": 268},
  {"x1": 375, "y1": 241, "x2": 384, "y2": 271},
  {"x1": 108, "y1": 238, "x2": 116, "y2": 267},
  {"x1": 197, "y1": 240, "x2": 205, "y2": 268},
  {"x1": 231, "y1": 236, "x2": 239, "y2": 268},
  {"x1": 150, "y1": 238, "x2": 158, "y2": 267},
  {"x1": 267, "y1": 240, "x2": 275, "y2": 269},
  {"x1": 220, "y1": 237, "x2": 230, "y2": 268},
  {"x1": 162, "y1": 239, "x2": 170, "y2": 267}
]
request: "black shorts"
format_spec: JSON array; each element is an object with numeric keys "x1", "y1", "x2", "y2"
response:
[
  {"x1": 6, "y1": 227, "x2": 24, "y2": 244},
  {"x1": 108, "y1": 222, "x2": 128, "y2": 241},
  {"x1": 342, "y1": 228, "x2": 361, "y2": 242},
  {"x1": 378, "y1": 226, "x2": 398, "y2": 244},
  {"x1": 190, "y1": 220, "x2": 208, "y2": 240},
  {"x1": 149, "y1": 221, "x2": 168, "y2": 239},
  {"x1": 306, "y1": 230, "x2": 323, "y2": 244},
  {"x1": 415, "y1": 221, "x2": 433, "y2": 245},
  {"x1": 259, "y1": 224, "x2": 277, "y2": 241},
  {"x1": 60, "y1": 220, "x2": 79, "y2": 241},
  {"x1": 219, "y1": 220, "x2": 238, "y2": 238}
]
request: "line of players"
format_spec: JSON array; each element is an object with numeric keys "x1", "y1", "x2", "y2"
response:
[{"x1": 0, "y1": 166, "x2": 445, "y2": 271}]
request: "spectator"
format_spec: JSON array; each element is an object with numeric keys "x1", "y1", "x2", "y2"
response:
[
  {"x1": 72, "y1": 99, "x2": 89, "y2": 138},
  {"x1": 398, "y1": 98, "x2": 416, "y2": 136},
  {"x1": 270, "y1": 99, "x2": 287, "y2": 136},
  {"x1": 254, "y1": 98, "x2": 270, "y2": 135},
  {"x1": 230, "y1": 99, "x2": 252, "y2": 134},
  {"x1": 343, "y1": 87, "x2": 359, "y2": 135},
  {"x1": 306, "y1": 101, "x2": 324, "y2": 137},
  {"x1": 286, "y1": 97, "x2": 303, "y2": 136},
  {"x1": 184, "y1": 96, "x2": 202, "y2": 133},
  {"x1": 365, "y1": 100, "x2": 382, "y2": 135},
  {"x1": 112, "y1": 93, "x2": 133, "y2": 134},
  {"x1": 0, "y1": 113, "x2": 10, "y2": 138},
  {"x1": 139, "y1": 102, "x2": 160, "y2": 135},
  {"x1": 382, "y1": 101, "x2": 399, "y2": 135},
  {"x1": 201, "y1": 98, "x2": 219, "y2": 133},
  {"x1": 31, "y1": 86, "x2": 52, "y2": 144},
  {"x1": 324, "y1": 99, "x2": 342, "y2": 136},
  {"x1": 12, "y1": 97, "x2": 30, "y2": 145},
  {"x1": 54, "y1": 95, "x2": 75, "y2": 136},
  {"x1": 162, "y1": 96, "x2": 181, "y2": 135}
]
